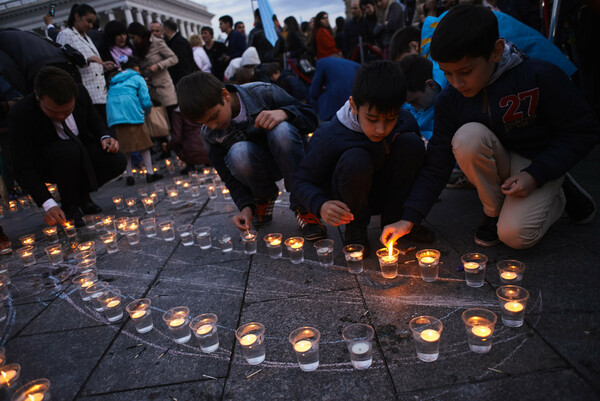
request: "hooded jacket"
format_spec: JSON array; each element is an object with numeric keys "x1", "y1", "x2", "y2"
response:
[
  {"x1": 401, "y1": 44, "x2": 600, "y2": 225},
  {"x1": 106, "y1": 69, "x2": 153, "y2": 127},
  {"x1": 293, "y1": 100, "x2": 420, "y2": 216}
]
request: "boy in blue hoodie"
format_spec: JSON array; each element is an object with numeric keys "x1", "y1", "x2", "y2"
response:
[
  {"x1": 294, "y1": 61, "x2": 434, "y2": 255},
  {"x1": 382, "y1": 5, "x2": 600, "y2": 250}
]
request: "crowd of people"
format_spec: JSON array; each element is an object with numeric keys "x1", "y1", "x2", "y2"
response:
[{"x1": 0, "y1": 1, "x2": 599, "y2": 253}]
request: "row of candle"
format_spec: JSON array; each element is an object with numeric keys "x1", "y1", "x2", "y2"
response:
[
  {"x1": 0, "y1": 197, "x2": 35, "y2": 216},
  {"x1": 0, "y1": 347, "x2": 51, "y2": 400}
]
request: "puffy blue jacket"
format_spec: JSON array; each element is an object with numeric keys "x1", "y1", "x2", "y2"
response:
[
  {"x1": 309, "y1": 57, "x2": 360, "y2": 121},
  {"x1": 106, "y1": 69, "x2": 152, "y2": 127}
]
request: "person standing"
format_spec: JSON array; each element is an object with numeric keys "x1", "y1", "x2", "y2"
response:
[
  {"x1": 162, "y1": 19, "x2": 198, "y2": 86},
  {"x1": 219, "y1": 15, "x2": 247, "y2": 65},
  {"x1": 201, "y1": 26, "x2": 228, "y2": 80},
  {"x1": 309, "y1": 12, "x2": 342, "y2": 60}
]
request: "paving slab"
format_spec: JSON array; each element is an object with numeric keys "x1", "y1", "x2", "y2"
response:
[{"x1": 79, "y1": 379, "x2": 224, "y2": 400}]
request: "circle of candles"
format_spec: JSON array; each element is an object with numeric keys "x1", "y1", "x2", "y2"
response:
[
  {"x1": 420, "y1": 329, "x2": 440, "y2": 342},
  {"x1": 464, "y1": 262, "x2": 479, "y2": 270},
  {"x1": 293, "y1": 340, "x2": 312, "y2": 353},
  {"x1": 500, "y1": 271, "x2": 518, "y2": 280},
  {"x1": 471, "y1": 325, "x2": 492, "y2": 337},
  {"x1": 196, "y1": 324, "x2": 213, "y2": 335},
  {"x1": 504, "y1": 301, "x2": 524, "y2": 312},
  {"x1": 240, "y1": 334, "x2": 257, "y2": 346}
]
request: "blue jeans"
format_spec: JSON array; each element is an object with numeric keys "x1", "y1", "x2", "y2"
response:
[{"x1": 224, "y1": 122, "x2": 305, "y2": 210}]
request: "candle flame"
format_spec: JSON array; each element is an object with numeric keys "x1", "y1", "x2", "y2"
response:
[{"x1": 387, "y1": 241, "x2": 393, "y2": 258}]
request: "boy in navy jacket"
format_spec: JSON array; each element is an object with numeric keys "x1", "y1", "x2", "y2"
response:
[
  {"x1": 177, "y1": 72, "x2": 326, "y2": 240},
  {"x1": 294, "y1": 61, "x2": 433, "y2": 255},
  {"x1": 382, "y1": 5, "x2": 600, "y2": 249}
]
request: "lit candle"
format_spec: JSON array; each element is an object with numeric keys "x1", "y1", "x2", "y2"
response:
[
  {"x1": 43, "y1": 227, "x2": 57, "y2": 235},
  {"x1": 291, "y1": 242, "x2": 302, "y2": 249},
  {"x1": 504, "y1": 302, "x2": 524, "y2": 312},
  {"x1": 350, "y1": 251, "x2": 362, "y2": 259},
  {"x1": 222, "y1": 188, "x2": 230, "y2": 195},
  {"x1": 471, "y1": 325, "x2": 492, "y2": 337},
  {"x1": 161, "y1": 225, "x2": 171, "y2": 231},
  {"x1": 131, "y1": 310, "x2": 146, "y2": 319},
  {"x1": 143, "y1": 198, "x2": 153, "y2": 205},
  {"x1": 169, "y1": 317, "x2": 186, "y2": 327},
  {"x1": 294, "y1": 340, "x2": 312, "y2": 353},
  {"x1": 50, "y1": 249, "x2": 61, "y2": 256},
  {"x1": 421, "y1": 256, "x2": 435, "y2": 264},
  {"x1": 103, "y1": 217, "x2": 112, "y2": 225},
  {"x1": 501, "y1": 271, "x2": 518, "y2": 280},
  {"x1": 203, "y1": 168, "x2": 210, "y2": 175},
  {"x1": 0, "y1": 369, "x2": 16, "y2": 386},
  {"x1": 270, "y1": 238, "x2": 281, "y2": 246},
  {"x1": 107, "y1": 300, "x2": 120, "y2": 308},
  {"x1": 464, "y1": 262, "x2": 479, "y2": 270},
  {"x1": 169, "y1": 191, "x2": 177, "y2": 197},
  {"x1": 208, "y1": 185, "x2": 215, "y2": 191},
  {"x1": 240, "y1": 334, "x2": 257, "y2": 346},
  {"x1": 153, "y1": 167, "x2": 158, "y2": 172},
  {"x1": 196, "y1": 324, "x2": 213, "y2": 335},
  {"x1": 27, "y1": 392, "x2": 45, "y2": 401},
  {"x1": 22, "y1": 251, "x2": 32, "y2": 258},
  {"x1": 165, "y1": 160, "x2": 171, "y2": 166},
  {"x1": 113, "y1": 197, "x2": 122, "y2": 205},
  {"x1": 420, "y1": 329, "x2": 440, "y2": 342},
  {"x1": 23, "y1": 238, "x2": 34, "y2": 245},
  {"x1": 81, "y1": 281, "x2": 94, "y2": 289},
  {"x1": 126, "y1": 199, "x2": 135, "y2": 206}
]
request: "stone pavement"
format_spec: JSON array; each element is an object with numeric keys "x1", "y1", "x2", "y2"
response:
[{"x1": 0, "y1": 148, "x2": 599, "y2": 401}]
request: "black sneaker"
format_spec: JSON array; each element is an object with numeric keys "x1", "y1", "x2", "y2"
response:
[
  {"x1": 252, "y1": 195, "x2": 277, "y2": 228},
  {"x1": 146, "y1": 173, "x2": 164, "y2": 183},
  {"x1": 296, "y1": 206, "x2": 327, "y2": 241},
  {"x1": 404, "y1": 224, "x2": 435, "y2": 243},
  {"x1": 474, "y1": 215, "x2": 500, "y2": 247},
  {"x1": 344, "y1": 223, "x2": 370, "y2": 257},
  {"x1": 446, "y1": 168, "x2": 474, "y2": 189},
  {"x1": 126, "y1": 176, "x2": 135, "y2": 186},
  {"x1": 563, "y1": 173, "x2": 596, "y2": 224}
]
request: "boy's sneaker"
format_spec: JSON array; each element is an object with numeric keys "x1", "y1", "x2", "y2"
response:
[
  {"x1": 446, "y1": 168, "x2": 474, "y2": 189},
  {"x1": 252, "y1": 195, "x2": 277, "y2": 228},
  {"x1": 474, "y1": 215, "x2": 500, "y2": 247},
  {"x1": 344, "y1": 223, "x2": 370, "y2": 257},
  {"x1": 296, "y1": 206, "x2": 327, "y2": 241},
  {"x1": 404, "y1": 224, "x2": 435, "y2": 243},
  {"x1": 563, "y1": 173, "x2": 596, "y2": 224}
]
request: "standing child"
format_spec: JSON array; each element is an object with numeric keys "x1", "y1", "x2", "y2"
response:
[{"x1": 106, "y1": 55, "x2": 163, "y2": 185}]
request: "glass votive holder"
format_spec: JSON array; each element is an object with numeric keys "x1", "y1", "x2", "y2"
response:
[
  {"x1": 166, "y1": 185, "x2": 179, "y2": 204},
  {"x1": 112, "y1": 195, "x2": 124, "y2": 210},
  {"x1": 163, "y1": 306, "x2": 192, "y2": 344},
  {"x1": 409, "y1": 315, "x2": 443, "y2": 362},
  {"x1": 461, "y1": 253, "x2": 487, "y2": 288},
  {"x1": 76, "y1": 259, "x2": 96, "y2": 275},
  {"x1": 218, "y1": 235, "x2": 233, "y2": 252},
  {"x1": 182, "y1": 179, "x2": 191, "y2": 193},
  {"x1": 101, "y1": 233, "x2": 118, "y2": 254},
  {"x1": 154, "y1": 182, "x2": 165, "y2": 195},
  {"x1": 343, "y1": 244, "x2": 364, "y2": 274},
  {"x1": 42, "y1": 226, "x2": 58, "y2": 244},
  {"x1": 190, "y1": 185, "x2": 200, "y2": 198},
  {"x1": 17, "y1": 246, "x2": 35, "y2": 266},
  {"x1": 314, "y1": 239, "x2": 334, "y2": 267},
  {"x1": 17, "y1": 196, "x2": 30, "y2": 209},
  {"x1": 142, "y1": 197, "x2": 155, "y2": 214},
  {"x1": 114, "y1": 217, "x2": 128, "y2": 234},
  {"x1": 190, "y1": 313, "x2": 220, "y2": 353},
  {"x1": 44, "y1": 244, "x2": 63, "y2": 265},
  {"x1": 207, "y1": 185, "x2": 217, "y2": 199},
  {"x1": 342, "y1": 323, "x2": 374, "y2": 369},
  {"x1": 195, "y1": 227, "x2": 211, "y2": 249},
  {"x1": 497, "y1": 260, "x2": 526, "y2": 284},
  {"x1": 376, "y1": 247, "x2": 400, "y2": 279},
  {"x1": 160, "y1": 220, "x2": 175, "y2": 241},
  {"x1": 82, "y1": 215, "x2": 96, "y2": 231},
  {"x1": 222, "y1": 187, "x2": 231, "y2": 200},
  {"x1": 98, "y1": 289, "x2": 123, "y2": 322},
  {"x1": 137, "y1": 187, "x2": 149, "y2": 198},
  {"x1": 241, "y1": 230, "x2": 258, "y2": 255},
  {"x1": 0, "y1": 363, "x2": 21, "y2": 388},
  {"x1": 124, "y1": 226, "x2": 140, "y2": 246},
  {"x1": 177, "y1": 224, "x2": 194, "y2": 246},
  {"x1": 72, "y1": 272, "x2": 97, "y2": 301},
  {"x1": 11, "y1": 378, "x2": 51, "y2": 400},
  {"x1": 289, "y1": 326, "x2": 320, "y2": 372},
  {"x1": 416, "y1": 249, "x2": 441, "y2": 282},
  {"x1": 126, "y1": 298, "x2": 154, "y2": 333},
  {"x1": 19, "y1": 234, "x2": 36, "y2": 248},
  {"x1": 462, "y1": 308, "x2": 497, "y2": 353},
  {"x1": 63, "y1": 220, "x2": 77, "y2": 238},
  {"x1": 77, "y1": 241, "x2": 95, "y2": 253},
  {"x1": 75, "y1": 250, "x2": 96, "y2": 265},
  {"x1": 285, "y1": 237, "x2": 305, "y2": 264},
  {"x1": 85, "y1": 281, "x2": 110, "y2": 312},
  {"x1": 264, "y1": 233, "x2": 282, "y2": 259},
  {"x1": 125, "y1": 197, "x2": 137, "y2": 213},
  {"x1": 496, "y1": 285, "x2": 529, "y2": 327},
  {"x1": 8, "y1": 201, "x2": 18, "y2": 213},
  {"x1": 173, "y1": 177, "x2": 183, "y2": 187},
  {"x1": 141, "y1": 218, "x2": 157, "y2": 238},
  {"x1": 236, "y1": 322, "x2": 266, "y2": 365},
  {"x1": 0, "y1": 274, "x2": 9, "y2": 300}
]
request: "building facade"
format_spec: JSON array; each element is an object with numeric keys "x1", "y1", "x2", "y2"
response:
[{"x1": 0, "y1": 0, "x2": 214, "y2": 38}]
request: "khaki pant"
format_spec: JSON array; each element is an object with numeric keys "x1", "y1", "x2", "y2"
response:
[{"x1": 452, "y1": 123, "x2": 565, "y2": 249}]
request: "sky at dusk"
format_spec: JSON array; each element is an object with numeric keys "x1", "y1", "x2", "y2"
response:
[{"x1": 193, "y1": 0, "x2": 347, "y2": 40}]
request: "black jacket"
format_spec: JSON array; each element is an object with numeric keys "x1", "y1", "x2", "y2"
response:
[{"x1": 166, "y1": 32, "x2": 198, "y2": 85}]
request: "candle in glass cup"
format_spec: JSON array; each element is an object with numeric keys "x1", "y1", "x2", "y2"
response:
[
  {"x1": 376, "y1": 242, "x2": 400, "y2": 279},
  {"x1": 207, "y1": 185, "x2": 217, "y2": 199},
  {"x1": 154, "y1": 182, "x2": 165, "y2": 195},
  {"x1": 497, "y1": 260, "x2": 526, "y2": 284},
  {"x1": 342, "y1": 323, "x2": 374, "y2": 369},
  {"x1": 63, "y1": 220, "x2": 77, "y2": 238},
  {"x1": 496, "y1": 285, "x2": 529, "y2": 327},
  {"x1": 218, "y1": 235, "x2": 233, "y2": 253},
  {"x1": 461, "y1": 253, "x2": 488, "y2": 288},
  {"x1": 101, "y1": 233, "x2": 118, "y2": 254},
  {"x1": 314, "y1": 239, "x2": 334, "y2": 267},
  {"x1": 142, "y1": 197, "x2": 155, "y2": 214},
  {"x1": 42, "y1": 226, "x2": 59, "y2": 244},
  {"x1": 8, "y1": 201, "x2": 17, "y2": 212},
  {"x1": 77, "y1": 241, "x2": 95, "y2": 253},
  {"x1": 19, "y1": 234, "x2": 35, "y2": 247},
  {"x1": 221, "y1": 187, "x2": 231, "y2": 200},
  {"x1": 195, "y1": 227, "x2": 211, "y2": 249},
  {"x1": 241, "y1": 230, "x2": 258, "y2": 255},
  {"x1": 124, "y1": 225, "x2": 140, "y2": 246},
  {"x1": 0, "y1": 242, "x2": 11, "y2": 256},
  {"x1": 125, "y1": 197, "x2": 137, "y2": 213},
  {"x1": 166, "y1": 185, "x2": 179, "y2": 203},
  {"x1": 126, "y1": 298, "x2": 154, "y2": 333},
  {"x1": 112, "y1": 196, "x2": 124, "y2": 210},
  {"x1": 409, "y1": 316, "x2": 443, "y2": 362},
  {"x1": 264, "y1": 233, "x2": 282, "y2": 259},
  {"x1": 0, "y1": 363, "x2": 20, "y2": 388},
  {"x1": 177, "y1": 224, "x2": 195, "y2": 246},
  {"x1": 289, "y1": 327, "x2": 320, "y2": 371},
  {"x1": 141, "y1": 218, "x2": 157, "y2": 238},
  {"x1": 12, "y1": 378, "x2": 51, "y2": 401},
  {"x1": 102, "y1": 216, "x2": 115, "y2": 233},
  {"x1": 85, "y1": 281, "x2": 109, "y2": 312},
  {"x1": 98, "y1": 289, "x2": 123, "y2": 322},
  {"x1": 236, "y1": 322, "x2": 266, "y2": 365},
  {"x1": 190, "y1": 185, "x2": 200, "y2": 197},
  {"x1": 46, "y1": 183, "x2": 58, "y2": 196},
  {"x1": 17, "y1": 246, "x2": 35, "y2": 266},
  {"x1": 163, "y1": 306, "x2": 191, "y2": 344},
  {"x1": 44, "y1": 244, "x2": 63, "y2": 265},
  {"x1": 343, "y1": 245, "x2": 364, "y2": 274},
  {"x1": 462, "y1": 308, "x2": 497, "y2": 353},
  {"x1": 190, "y1": 313, "x2": 220, "y2": 353},
  {"x1": 160, "y1": 220, "x2": 175, "y2": 241},
  {"x1": 285, "y1": 237, "x2": 305, "y2": 264},
  {"x1": 137, "y1": 187, "x2": 149, "y2": 198},
  {"x1": 416, "y1": 249, "x2": 441, "y2": 282}
]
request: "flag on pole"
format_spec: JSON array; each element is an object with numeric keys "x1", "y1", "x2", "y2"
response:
[{"x1": 257, "y1": 0, "x2": 277, "y2": 47}]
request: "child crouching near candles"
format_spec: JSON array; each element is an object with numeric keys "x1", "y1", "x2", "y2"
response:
[
  {"x1": 106, "y1": 55, "x2": 163, "y2": 185},
  {"x1": 293, "y1": 61, "x2": 435, "y2": 256}
]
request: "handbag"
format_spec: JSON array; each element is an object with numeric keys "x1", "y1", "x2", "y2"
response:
[{"x1": 145, "y1": 106, "x2": 170, "y2": 138}]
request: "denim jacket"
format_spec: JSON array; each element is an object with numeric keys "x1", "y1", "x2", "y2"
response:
[{"x1": 202, "y1": 82, "x2": 318, "y2": 212}]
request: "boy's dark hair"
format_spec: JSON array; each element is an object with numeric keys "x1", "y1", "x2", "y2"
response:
[
  {"x1": 163, "y1": 19, "x2": 178, "y2": 32},
  {"x1": 398, "y1": 55, "x2": 433, "y2": 92},
  {"x1": 352, "y1": 61, "x2": 407, "y2": 114},
  {"x1": 389, "y1": 26, "x2": 421, "y2": 61},
  {"x1": 430, "y1": 5, "x2": 498, "y2": 63},
  {"x1": 263, "y1": 62, "x2": 281, "y2": 78},
  {"x1": 219, "y1": 15, "x2": 233, "y2": 27},
  {"x1": 177, "y1": 72, "x2": 226, "y2": 121},
  {"x1": 201, "y1": 26, "x2": 213, "y2": 36},
  {"x1": 234, "y1": 21, "x2": 244, "y2": 29},
  {"x1": 34, "y1": 66, "x2": 77, "y2": 105},
  {"x1": 67, "y1": 3, "x2": 96, "y2": 28}
]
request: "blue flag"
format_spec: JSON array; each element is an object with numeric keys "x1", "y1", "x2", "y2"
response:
[{"x1": 257, "y1": 0, "x2": 278, "y2": 47}]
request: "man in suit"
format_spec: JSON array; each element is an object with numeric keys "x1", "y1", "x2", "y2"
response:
[
  {"x1": 162, "y1": 19, "x2": 198, "y2": 86},
  {"x1": 8, "y1": 66, "x2": 126, "y2": 226}
]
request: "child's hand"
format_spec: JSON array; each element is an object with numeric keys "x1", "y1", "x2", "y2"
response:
[
  {"x1": 380, "y1": 220, "x2": 414, "y2": 246},
  {"x1": 319, "y1": 201, "x2": 353, "y2": 226},
  {"x1": 233, "y1": 206, "x2": 253, "y2": 231},
  {"x1": 501, "y1": 171, "x2": 536, "y2": 197},
  {"x1": 254, "y1": 110, "x2": 287, "y2": 130}
]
